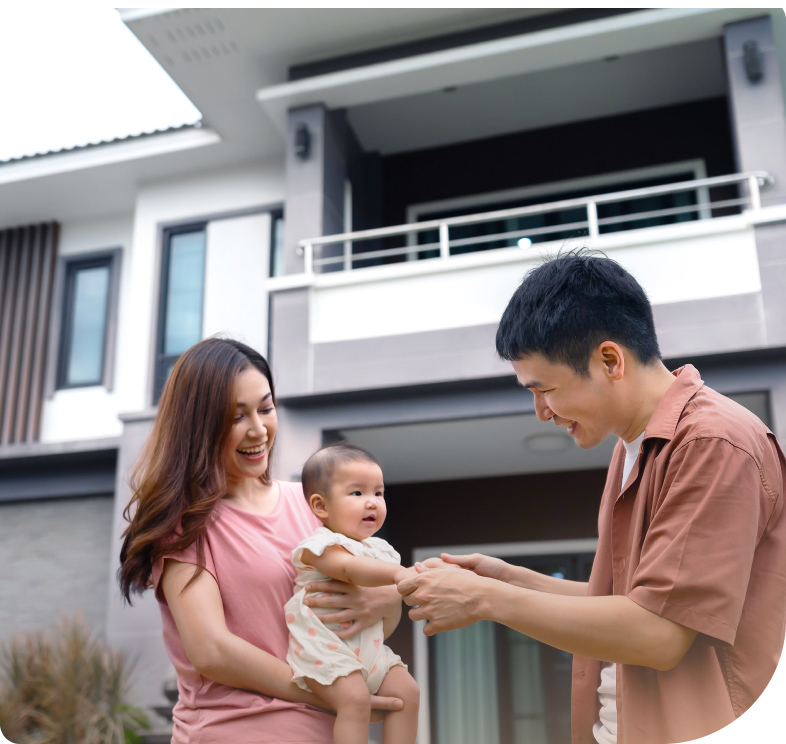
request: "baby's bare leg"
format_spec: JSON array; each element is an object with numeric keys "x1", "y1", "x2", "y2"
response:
[
  {"x1": 376, "y1": 666, "x2": 420, "y2": 744},
  {"x1": 307, "y1": 671, "x2": 371, "y2": 744}
]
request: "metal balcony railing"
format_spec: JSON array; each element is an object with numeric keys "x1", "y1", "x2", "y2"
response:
[{"x1": 297, "y1": 171, "x2": 773, "y2": 274}]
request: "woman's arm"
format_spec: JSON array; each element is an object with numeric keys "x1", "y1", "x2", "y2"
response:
[
  {"x1": 163, "y1": 558, "x2": 405, "y2": 715},
  {"x1": 161, "y1": 559, "x2": 325, "y2": 706}
]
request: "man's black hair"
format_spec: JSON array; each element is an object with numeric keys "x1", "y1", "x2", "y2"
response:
[
  {"x1": 495, "y1": 248, "x2": 661, "y2": 375},
  {"x1": 301, "y1": 442, "x2": 381, "y2": 499}
]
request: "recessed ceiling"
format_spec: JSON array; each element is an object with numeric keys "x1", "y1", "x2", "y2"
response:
[
  {"x1": 347, "y1": 38, "x2": 727, "y2": 155},
  {"x1": 339, "y1": 412, "x2": 616, "y2": 484}
]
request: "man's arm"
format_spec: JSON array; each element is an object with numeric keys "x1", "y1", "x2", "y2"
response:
[
  {"x1": 432, "y1": 552, "x2": 588, "y2": 596},
  {"x1": 398, "y1": 567, "x2": 697, "y2": 672}
]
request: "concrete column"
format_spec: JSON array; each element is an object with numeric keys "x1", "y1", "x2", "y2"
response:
[
  {"x1": 283, "y1": 104, "x2": 349, "y2": 275},
  {"x1": 104, "y1": 411, "x2": 170, "y2": 707},
  {"x1": 724, "y1": 15, "x2": 786, "y2": 206}
]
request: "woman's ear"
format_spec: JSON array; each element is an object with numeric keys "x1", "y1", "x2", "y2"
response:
[{"x1": 309, "y1": 493, "x2": 329, "y2": 520}]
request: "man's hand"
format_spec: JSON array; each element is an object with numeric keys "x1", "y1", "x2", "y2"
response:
[
  {"x1": 393, "y1": 565, "x2": 420, "y2": 585},
  {"x1": 396, "y1": 564, "x2": 490, "y2": 636},
  {"x1": 304, "y1": 580, "x2": 400, "y2": 640},
  {"x1": 437, "y1": 552, "x2": 513, "y2": 583}
]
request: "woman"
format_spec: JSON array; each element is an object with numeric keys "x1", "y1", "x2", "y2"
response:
[{"x1": 119, "y1": 338, "x2": 403, "y2": 743}]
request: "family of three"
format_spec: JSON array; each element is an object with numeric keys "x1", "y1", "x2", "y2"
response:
[{"x1": 118, "y1": 251, "x2": 786, "y2": 744}]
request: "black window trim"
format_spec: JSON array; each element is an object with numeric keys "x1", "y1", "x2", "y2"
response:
[
  {"x1": 153, "y1": 222, "x2": 208, "y2": 404},
  {"x1": 49, "y1": 248, "x2": 122, "y2": 394}
]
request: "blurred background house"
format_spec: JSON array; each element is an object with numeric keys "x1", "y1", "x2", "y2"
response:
[{"x1": 1, "y1": 8, "x2": 785, "y2": 744}]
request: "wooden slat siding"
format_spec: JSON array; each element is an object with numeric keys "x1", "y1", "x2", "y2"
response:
[
  {"x1": 2, "y1": 227, "x2": 32, "y2": 443},
  {"x1": 26, "y1": 224, "x2": 57, "y2": 442},
  {"x1": 0, "y1": 230, "x2": 21, "y2": 442},
  {"x1": 0, "y1": 223, "x2": 59, "y2": 445},
  {"x1": 15, "y1": 225, "x2": 43, "y2": 443}
]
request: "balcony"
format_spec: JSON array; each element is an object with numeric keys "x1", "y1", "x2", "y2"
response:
[{"x1": 267, "y1": 171, "x2": 784, "y2": 398}]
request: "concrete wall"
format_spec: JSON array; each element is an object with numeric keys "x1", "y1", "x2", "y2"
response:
[{"x1": 0, "y1": 495, "x2": 114, "y2": 644}]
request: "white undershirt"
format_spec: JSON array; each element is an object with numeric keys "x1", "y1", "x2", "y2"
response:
[{"x1": 593, "y1": 430, "x2": 646, "y2": 744}]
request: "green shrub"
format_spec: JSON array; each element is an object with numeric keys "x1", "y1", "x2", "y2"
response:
[{"x1": 0, "y1": 616, "x2": 149, "y2": 744}]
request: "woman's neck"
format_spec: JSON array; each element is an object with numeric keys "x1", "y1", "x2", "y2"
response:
[{"x1": 224, "y1": 476, "x2": 279, "y2": 515}]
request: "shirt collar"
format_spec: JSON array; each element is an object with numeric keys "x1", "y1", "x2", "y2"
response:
[{"x1": 642, "y1": 364, "x2": 704, "y2": 442}]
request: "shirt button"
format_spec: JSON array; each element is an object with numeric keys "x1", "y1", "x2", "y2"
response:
[{"x1": 622, "y1": 558, "x2": 627, "y2": 569}]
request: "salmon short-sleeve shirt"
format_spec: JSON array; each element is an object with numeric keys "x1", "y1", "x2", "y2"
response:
[
  {"x1": 151, "y1": 481, "x2": 333, "y2": 744},
  {"x1": 572, "y1": 366, "x2": 786, "y2": 744}
]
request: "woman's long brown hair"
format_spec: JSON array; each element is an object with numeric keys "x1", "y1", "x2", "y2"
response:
[{"x1": 118, "y1": 337, "x2": 276, "y2": 603}]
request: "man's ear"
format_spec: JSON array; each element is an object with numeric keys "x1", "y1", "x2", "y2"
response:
[
  {"x1": 596, "y1": 341, "x2": 625, "y2": 381},
  {"x1": 309, "y1": 493, "x2": 329, "y2": 520}
]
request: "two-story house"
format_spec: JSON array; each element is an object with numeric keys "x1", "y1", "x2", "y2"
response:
[{"x1": 1, "y1": 9, "x2": 785, "y2": 743}]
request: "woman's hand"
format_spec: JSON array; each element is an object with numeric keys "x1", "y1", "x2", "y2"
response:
[
  {"x1": 369, "y1": 694, "x2": 404, "y2": 723},
  {"x1": 304, "y1": 580, "x2": 401, "y2": 640}
]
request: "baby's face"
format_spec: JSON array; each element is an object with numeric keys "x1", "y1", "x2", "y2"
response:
[{"x1": 321, "y1": 460, "x2": 386, "y2": 542}]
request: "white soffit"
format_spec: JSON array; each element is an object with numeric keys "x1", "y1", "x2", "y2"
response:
[
  {"x1": 0, "y1": 127, "x2": 221, "y2": 186},
  {"x1": 256, "y1": 8, "x2": 762, "y2": 136}
]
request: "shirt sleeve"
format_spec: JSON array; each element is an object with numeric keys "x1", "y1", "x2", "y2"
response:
[
  {"x1": 627, "y1": 436, "x2": 773, "y2": 646},
  {"x1": 291, "y1": 527, "x2": 367, "y2": 568},
  {"x1": 151, "y1": 533, "x2": 218, "y2": 605}
]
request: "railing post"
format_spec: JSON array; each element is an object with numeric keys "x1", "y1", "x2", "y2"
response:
[
  {"x1": 587, "y1": 202, "x2": 599, "y2": 238},
  {"x1": 343, "y1": 238, "x2": 352, "y2": 272},
  {"x1": 439, "y1": 223, "x2": 450, "y2": 259},
  {"x1": 748, "y1": 175, "x2": 762, "y2": 211},
  {"x1": 302, "y1": 243, "x2": 314, "y2": 275}
]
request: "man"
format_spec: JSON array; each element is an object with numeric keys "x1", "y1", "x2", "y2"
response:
[{"x1": 397, "y1": 251, "x2": 786, "y2": 744}]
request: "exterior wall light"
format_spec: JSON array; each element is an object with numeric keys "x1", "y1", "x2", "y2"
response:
[
  {"x1": 743, "y1": 40, "x2": 764, "y2": 83},
  {"x1": 294, "y1": 123, "x2": 311, "y2": 160}
]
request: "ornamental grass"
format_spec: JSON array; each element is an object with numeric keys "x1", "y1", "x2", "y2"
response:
[{"x1": 0, "y1": 615, "x2": 149, "y2": 744}]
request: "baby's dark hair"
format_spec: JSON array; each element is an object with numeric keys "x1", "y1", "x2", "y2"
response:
[{"x1": 301, "y1": 442, "x2": 381, "y2": 500}]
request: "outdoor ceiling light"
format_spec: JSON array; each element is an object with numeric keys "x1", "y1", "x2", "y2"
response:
[
  {"x1": 518, "y1": 237, "x2": 533, "y2": 249},
  {"x1": 743, "y1": 40, "x2": 764, "y2": 83},
  {"x1": 294, "y1": 123, "x2": 311, "y2": 160},
  {"x1": 524, "y1": 432, "x2": 573, "y2": 454}
]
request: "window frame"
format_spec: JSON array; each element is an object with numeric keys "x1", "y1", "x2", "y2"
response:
[
  {"x1": 53, "y1": 249, "x2": 121, "y2": 392},
  {"x1": 153, "y1": 222, "x2": 208, "y2": 404},
  {"x1": 411, "y1": 537, "x2": 598, "y2": 744}
]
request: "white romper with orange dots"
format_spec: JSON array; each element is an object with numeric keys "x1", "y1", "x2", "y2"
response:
[{"x1": 285, "y1": 525, "x2": 406, "y2": 694}]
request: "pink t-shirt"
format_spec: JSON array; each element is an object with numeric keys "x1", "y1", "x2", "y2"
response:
[{"x1": 151, "y1": 480, "x2": 333, "y2": 744}]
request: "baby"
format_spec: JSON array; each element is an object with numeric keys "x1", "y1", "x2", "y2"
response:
[{"x1": 285, "y1": 442, "x2": 419, "y2": 744}]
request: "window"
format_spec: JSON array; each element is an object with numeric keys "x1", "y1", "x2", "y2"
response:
[
  {"x1": 413, "y1": 539, "x2": 597, "y2": 744},
  {"x1": 154, "y1": 225, "x2": 207, "y2": 402},
  {"x1": 56, "y1": 251, "x2": 120, "y2": 389},
  {"x1": 406, "y1": 161, "x2": 709, "y2": 260}
]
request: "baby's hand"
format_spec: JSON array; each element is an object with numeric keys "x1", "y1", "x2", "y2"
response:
[{"x1": 394, "y1": 565, "x2": 422, "y2": 585}]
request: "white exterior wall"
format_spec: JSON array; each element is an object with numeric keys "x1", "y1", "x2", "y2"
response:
[
  {"x1": 203, "y1": 212, "x2": 272, "y2": 354},
  {"x1": 40, "y1": 215, "x2": 134, "y2": 443},
  {"x1": 40, "y1": 164, "x2": 284, "y2": 444},
  {"x1": 309, "y1": 217, "x2": 762, "y2": 344},
  {"x1": 116, "y1": 163, "x2": 284, "y2": 424}
]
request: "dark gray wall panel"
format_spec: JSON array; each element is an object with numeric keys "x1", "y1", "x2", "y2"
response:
[
  {"x1": 653, "y1": 292, "x2": 766, "y2": 358},
  {"x1": 0, "y1": 496, "x2": 113, "y2": 643},
  {"x1": 725, "y1": 16, "x2": 786, "y2": 205},
  {"x1": 312, "y1": 323, "x2": 510, "y2": 394},
  {"x1": 754, "y1": 221, "x2": 786, "y2": 346},
  {"x1": 269, "y1": 289, "x2": 311, "y2": 397}
]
